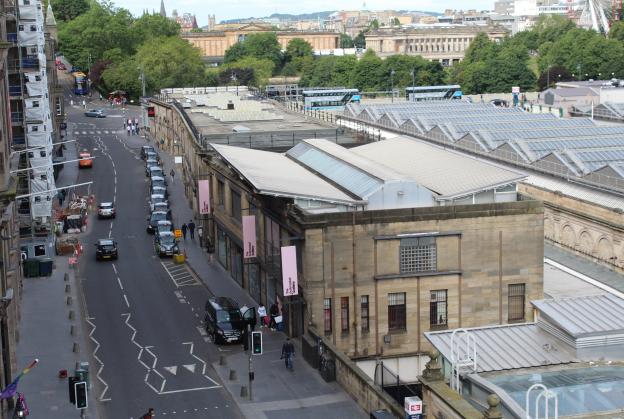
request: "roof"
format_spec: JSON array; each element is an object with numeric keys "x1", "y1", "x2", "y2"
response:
[
  {"x1": 352, "y1": 137, "x2": 526, "y2": 198},
  {"x1": 211, "y1": 144, "x2": 362, "y2": 205},
  {"x1": 426, "y1": 323, "x2": 577, "y2": 373},
  {"x1": 532, "y1": 294, "x2": 624, "y2": 338}
]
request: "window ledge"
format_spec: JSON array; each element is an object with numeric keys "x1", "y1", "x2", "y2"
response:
[
  {"x1": 387, "y1": 329, "x2": 407, "y2": 335},
  {"x1": 375, "y1": 270, "x2": 462, "y2": 281},
  {"x1": 429, "y1": 324, "x2": 448, "y2": 331}
]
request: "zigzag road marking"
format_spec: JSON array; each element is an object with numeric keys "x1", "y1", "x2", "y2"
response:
[{"x1": 85, "y1": 317, "x2": 111, "y2": 402}]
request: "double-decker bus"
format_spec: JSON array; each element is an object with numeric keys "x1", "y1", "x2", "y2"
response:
[
  {"x1": 302, "y1": 88, "x2": 360, "y2": 110},
  {"x1": 72, "y1": 71, "x2": 88, "y2": 95},
  {"x1": 405, "y1": 85, "x2": 462, "y2": 102}
]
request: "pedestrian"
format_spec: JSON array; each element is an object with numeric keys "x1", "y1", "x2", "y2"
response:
[
  {"x1": 58, "y1": 190, "x2": 64, "y2": 207},
  {"x1": 280, "y1": 337, "x2": 295, "y2": 371},
  {"x1": 70, "y1": 99, "x2": 74, "y2": 106},
  {"x1": 188, "y1": 220, "x2": 195, "y2": 240},
  {"x1": 131, "y1": 124, "x2": 136, "y2": 135},
  {"x1": 181, "y1": 223, "x2": 187, "y2": 240},
  {"x1": 269, "y1": 302, "x2": 279, "y2": 330},
  {"x1": 135, "y1": 117, "x2": 139, "y2": 128},
  {"x1": 197, "y1": 225, "x2": 203, "y2": 247},
  {"x1": 82, "y1": 99, "x2": 86, "y2": 109},
  {"x1": 123, "y1": 120, "x2": 127, "y2": 129},
  {"x1": 126, "y1": 125, "x2": 131, "y2": 136},
  {"x1": 136, "y1": 125, "x2": 140, "y2": 135},
  {"x1": 141, "y1": 408, "x2": 155, "y2": 419},
  {"x1": 170, "y1": 169, "x2": 175, "y2": 183},
  {"x1": 258, "y1": 303, "x2": 268, "y2": 328}
]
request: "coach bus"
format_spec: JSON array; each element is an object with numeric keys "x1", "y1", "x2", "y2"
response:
[
  {"x1": 405, "y1": 85, "x2": 462, "y2": 102},
  {"x1": 302, "y1": 88, "x2": 360, "y2": 110},
  {"x1": 72, "y1": 71, "x2": 88, "y2": 95}
]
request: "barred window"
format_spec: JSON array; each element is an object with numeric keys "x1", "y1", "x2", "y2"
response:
[
  {"x1": 388, "y1": 292, "x2": 406, "y2": 331},
  {"x1": 429, "y1": 290, "x2": 448, "y2": 328},
  {"x1": 400, "y1": 237, "x2": 437, "y2": 273},
  {"x1": 340, "y1": 297, "x2": 349, "y2": 333},
  {"x1": 323, "y1": 298, "x2": 332, "y2": 334},
  {"x1": 508, "y1": 284, "x2": 526, "y2": 321},
  {"x1": 361, "y1": 295, "x2": 369, "y2": 333}
]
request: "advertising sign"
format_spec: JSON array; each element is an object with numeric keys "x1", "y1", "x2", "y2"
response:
[
  {"x1": 404, "y1": 396, "x2": 422, "y2": 415},
  {"x1": 174, "y1": 229, "x2": 182, "y2": 238},
  {"x1": 242, "y1": 215, "x2": 257, "y2": 259},
  {"x1": 512, "y1": 86, "x2": 520, "y2": 93},
  {"x1": 198, "y1": 179, "x2": 211, "y2": 215},
  {"x1": 281, "y1": 246, "x2": 298, "y2": 296},
  {"x1": 174, "y1": 156, "x2": 183, "y2": 164}
]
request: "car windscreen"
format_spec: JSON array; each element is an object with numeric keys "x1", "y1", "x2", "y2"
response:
[
  {"x1": 99, "y1": 244, "x2": 115, "y2": 250},
  {"x1": 152, "y1": 180, "x2": 165, "y2": 188},
  {"x1": 216, "y1": 309, "x2": 242, "y2": 323},
  {"x1": 160, "y1": 236, "x2": 175, "y2": 245},
  {"x1": 99, "y1": 203, "x2": 113, "y2": 209},
  {"x1": 151, "y1": 213, "x2": 166, "y2": 222}
]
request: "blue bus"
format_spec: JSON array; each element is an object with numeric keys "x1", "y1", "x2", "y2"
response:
[
  {"x1": 405, "y1": 85, "x2": 462, "y2": 101},
  {"x1": 302, "y1": 88, "x2": 360, "y2": 110},
  {"x1": 72, "y1": 71, "x2": 88, "y2": 95}
]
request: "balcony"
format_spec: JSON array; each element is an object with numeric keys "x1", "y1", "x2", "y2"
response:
[
  {"x1": 21, "y1": 56, "x2": 39, "y2": 69},
  {"x1": 10, "y1": 111, "x2": 22, "y2": 124},
  {"x1": 6, "y1": 33, "x2": 17, "y2": 43},
  {"x1": 11, "y1": 136, "x2": 25, "y2": 146},
  {"x1": 8, "y1": 85, "x2": 22, "y2": 97}
]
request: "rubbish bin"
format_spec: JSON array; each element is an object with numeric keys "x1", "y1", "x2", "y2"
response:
[
  {"x1": 23, "y1": 259, "x2": 40, "y2": 278},
  {"x1": 39, "y1": 258, "x2": 53, "y2": 276}
]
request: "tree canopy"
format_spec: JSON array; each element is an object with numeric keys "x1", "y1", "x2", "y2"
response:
[
  {"x1": 223, "y1": 32, "x2": 283, "y2": 69},
  {"x1": 50, "y1": 0, "x2": 89, "y2": 21}
]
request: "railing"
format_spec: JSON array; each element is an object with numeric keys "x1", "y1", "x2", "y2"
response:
[
  {"x1": 8, "y1": 85, "x2": 22, "y2": 96},
  {"x1": 6, "y1": 33, "x2": 17, "y2": 43},
  {"x1": 20, "y1": 56, "x2": 39, "y2": 69},
  {"x1": 10, "y1": 111, "x2": 22, "y2": 124},
  {"x1": 374, "y1": 361, "x2": 420, "y2": 405},
  {"x1": 11, "y1": 136, "x2": 25, "y2": 146}
]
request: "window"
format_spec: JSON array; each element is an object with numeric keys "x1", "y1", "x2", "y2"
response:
[
  {"x1": 340, "y1": 297, "x2": 349, "y2": 334},
  {"x1": 323, "y1": 298, "x2": 332, "y2": 334},
  {"x1": 508, "y1": 283, "x2": 526, "y2": 321},
  {"x1": 429, "y1": 290, "x2": 448, "y2": 328},
  {"x1": 400, "y1": 236, "x2": 437, "y2": 273},
  {"x1": 388, "y1": 292, "x2": 406, "y2": 332},
  {"x1": 32, "y1": 101, "x2": 39, "y2": 108},
  {"x1": 216, "y1": 179, "x2": 224, "y2": 205},
  {"x1": 231, "y1": 189, "x2": 241, "y2": 222},
  {"x1": 361, "y1": 295, "x2": 369, "y2": 333}
]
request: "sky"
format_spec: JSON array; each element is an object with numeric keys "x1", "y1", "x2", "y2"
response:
[{"x1": 113, "y1": 0, "x2": 495, "y2": 27}]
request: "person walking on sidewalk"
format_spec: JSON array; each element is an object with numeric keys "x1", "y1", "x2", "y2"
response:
[
  {"x1": 197, "y1": 226, "x2": 204, "y2": 247},
  {"x1": 258, "y1": 303, "x2": 268, "y2": 328},
  {"x1": 170, "y1": 169, "x2": 175, "y2": 183},
  {"x1": 281, "y1": 337, "x2": 295, "y2": 371},
  {"x1": 141, "y1": 408, "x2": 155, "y2": 419},
  {"x1": 181, "y1": 223, "x2": 188, "y2": 240},
  {"x1": 188, "y1": 220, "x2": 196, "y2": 240},
  {"x1": 126, "y1": 125, "x2": 131, "y2": 136}
]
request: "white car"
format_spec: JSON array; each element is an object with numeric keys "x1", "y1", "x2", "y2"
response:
[{"x1": 97, "y1": 202, "x2": 116, "y2": 219}]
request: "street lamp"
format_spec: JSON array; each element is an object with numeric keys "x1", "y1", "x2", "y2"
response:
[{"x1": 390, "y1": 69, "x2": 395, "y2": 103}]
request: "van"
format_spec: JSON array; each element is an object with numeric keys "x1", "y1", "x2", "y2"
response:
[{"x1": 204, "y1": 297, "x2": 256, "y2": 344}]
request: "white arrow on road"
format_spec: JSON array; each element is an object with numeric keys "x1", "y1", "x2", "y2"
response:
[
  {"x1": 183, "y1": 364, "x2": 196, "y2": 373},
  {"x1": 163, "y1": 366, "x2": 177, "y2": 376}
]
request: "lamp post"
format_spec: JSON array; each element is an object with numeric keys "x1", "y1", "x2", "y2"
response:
[
  {"x1": 390, "y1": 69, "x2": 395, "y2": 103},
  {"x1": 138, "y1": 67, "x2": 147, "y2": 133},
  {"x1": 410, "y1": 69, "x2": 415, "y2": 88}
]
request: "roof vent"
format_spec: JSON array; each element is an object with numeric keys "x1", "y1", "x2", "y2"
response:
[{"x1": 227, "y1": 100, "x2": 234, "y2": 110}]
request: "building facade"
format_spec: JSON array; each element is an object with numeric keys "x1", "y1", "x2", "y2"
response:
[
  {"x1": 181, "y1": 24, "x2": 339, "y2": 62},
  {"x1": 364, "y1": 26, "x2": 509, "y2": 66}
]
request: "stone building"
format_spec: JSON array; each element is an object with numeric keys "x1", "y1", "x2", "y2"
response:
[
  {"x1": 181, "y1": 24, "x2": 339, "y2": 63},
  {"x1": 148, "y1": 91, "x2": 544, "y2": 361},
  {"x1": 364, "y1": 25, "x2": 508, "y2": 66}
]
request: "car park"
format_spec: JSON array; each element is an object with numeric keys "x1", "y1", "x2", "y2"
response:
[
  {"x1": 154, "y1": 231, "x2": 179, "y2": 257},
  {"x1": 141, "y1": 145, "x2": 156, "y2": 159},
  {"x1": 97, "y1": 202, "x2": 116, "y2": 219},
  {"x1": 95, "y1": 238, "x2": 118, "y2": 260},
  {"x1": 204, "y1": 297, "x2": 256, "y2": 344},
  {"x1": 79, "y1": 151, "x2": 93, "y2": 168},
  {"x1": 146, "y1": 211, "x2": 169, "y2": 234},
  {"x1": 156, "y1": 220, "x2": 173, "y2": 235},
  {"x1": 84, "y1": 109, "x2": 106, "y2": 118}
]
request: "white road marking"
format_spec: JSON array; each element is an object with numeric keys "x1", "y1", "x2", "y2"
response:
[
  {"x1": 164, "y1": 366, "x2": 178, "y2": 375},
  {"x1": 183, "y1": 364, "x2": 196, "y2": 373},
  {"x1": 85, "y1": 317, "x2": 111, "y2": 402},
  {"x1": 123, "y1": 294, "x2": 130, "y2": 308},
  {"x1": 116, "y1": 276, "x2": 124, "y2": 290},
  {"x1": 112, "y1": 263, "x2": 117, "y2": 274}
]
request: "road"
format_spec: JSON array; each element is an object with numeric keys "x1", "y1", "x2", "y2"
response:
[{"x1": 64, "y1": 87, "x2": 245, "y2": 418}]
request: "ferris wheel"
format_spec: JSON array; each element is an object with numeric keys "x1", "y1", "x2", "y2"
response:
[{"x1": 577, "y1": 0, "x2": 614, "y2": 34}]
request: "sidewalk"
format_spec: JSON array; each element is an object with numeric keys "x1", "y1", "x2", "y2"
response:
[
  {"x1": 16, "y1": 118, "x2": 100, "y2": 418},
  {"x1": 142, "y1": 130, "x2": 367, "y2": 419}
]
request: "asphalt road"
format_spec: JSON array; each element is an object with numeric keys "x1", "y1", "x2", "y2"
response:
[{"x1": 64, "y1": 88, "x2": 244, "y2": 419}]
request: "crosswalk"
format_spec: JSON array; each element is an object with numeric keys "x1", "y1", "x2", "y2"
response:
[{"x1": 73, "y1": 130, "x2": 126, "y2": 135}]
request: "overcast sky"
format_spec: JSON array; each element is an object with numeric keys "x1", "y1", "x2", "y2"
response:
[{"x1": 116, "y1": 0, "x2": 494, "y2": 26}]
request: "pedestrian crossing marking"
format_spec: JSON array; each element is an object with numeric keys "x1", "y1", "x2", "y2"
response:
[
  {"x1": 164, "y1": 366, "x2": 177, "y2": 375},
  {"x1": 183, "y1": 364, "x2": 196, "y2": 373}
]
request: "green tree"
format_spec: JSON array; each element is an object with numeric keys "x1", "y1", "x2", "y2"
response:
[
  {"x1": 340, "y1": 33, "x2": 354, "y2": 48},
  {"x1": 463, "y1": 33, "x2": 498, "y2": 64},
  {"x1": 190, "y1": 28, "x2": 203, "y2": 33},
  {"x1": 369, "y1": 19, "x2": 379, "y2": 30},
  {"x1": 350, "y1": 49, "x2": 383, "y2": 90},
  {"x1": 353, "y1": 30, "x2": 366, "y2": 49},
  {"x1": 223, "y1": 42, "x2": 248, "y2": 63},
  {"x1": 285, "y1": 38, "x2": 313, "y2": 61},
  {"x1": 537, "y1": 65, "x2": 572, "y2": 90},
  {"x1": 331, "y1": 55, "x2": 357, "y2": 86},
  {"x1": 50, "y1": 0, "x2": 89, "y2": 22},
  {"x1": 610, "y1": 21, "x2": 624, "y2": 42},
  {"x1": 222, "y1": 57, "x2": 275, "y2": 86},
  {"x1": 101, "y1": 57, "x2": 142, "y2": 97},
  {"x1": 130, "y1": 13, "x2": 180, "y2": 46},
  {"x1": 223, "y1": 32, "x2": 283, "y2": 70}
]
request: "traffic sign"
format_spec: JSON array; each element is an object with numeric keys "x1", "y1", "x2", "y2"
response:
[{"x1": 174, "y1": 229, "x2": 182, "y2": 238}]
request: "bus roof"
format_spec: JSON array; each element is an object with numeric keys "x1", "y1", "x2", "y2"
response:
[
  {"x1": 302, "y1": 88, "x2": 359, "y2": 94},
  {"x1": 406, "y1": 85, "x2": 461, "y2": 91}
]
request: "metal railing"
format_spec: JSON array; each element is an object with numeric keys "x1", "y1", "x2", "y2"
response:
[{"x1": 374, "y1": 360, "x2": 420, "y2": 405}]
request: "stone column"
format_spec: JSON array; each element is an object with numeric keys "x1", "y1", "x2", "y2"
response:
[{"x1": 483, "y1": 394, "x2": 503, "y2": 419}]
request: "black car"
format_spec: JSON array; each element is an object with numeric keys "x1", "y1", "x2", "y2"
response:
[
  {"x1": 145, "y1": 159, "x2": 160, "y2": 176},
  {"x1": 154, "y1": 231, "x2": 179, "y2": 257},
  {"x1": 95, "y1": 238, "x2": 118, "y2": 260},
  {"x1": 146, "y1": 211, "x2": 169, "y2": 234},
  {"x1": 145, "y1": 151, "x2": 160, "y2": 164},
  {"x1": 141, "y1": 145, "x2": 156, "y2": 159},
  {"x1": 150, "y1": 176, "x2": 167, "y2": 189},
  {"x1": 150, "y1": 185, "x2": 168, "y2": 199},
  {"x1": 146, "y1": 165, "x2": 164, "y2": 178},
  {"x1": 204, "y1": 297, "x2": 256, "y2": 344}
]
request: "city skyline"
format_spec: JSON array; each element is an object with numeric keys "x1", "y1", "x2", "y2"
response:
[{"x1": 113, "y1": 0, "x2": 494, "y2": 26}]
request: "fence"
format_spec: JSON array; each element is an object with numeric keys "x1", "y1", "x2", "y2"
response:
[{"x1": 374, "y1": 360, "x2": 421, "y2": 405}]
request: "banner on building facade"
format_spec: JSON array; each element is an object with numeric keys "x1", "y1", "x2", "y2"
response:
[
  {"x1": 242, "y1": 215, "x2": 256, "y2": 259},
  {"x1": 281, "y1": 245, "x2": 298, "y2": 297},
  {"x1": 198, "y1": 180, "x2": 210, "y2": 215}
]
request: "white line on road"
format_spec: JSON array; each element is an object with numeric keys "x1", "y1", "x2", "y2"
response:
[
  {"x1": 116, "y1": 276, "x2": 124, "y2": 290},
  {"x1": 112, "y1": 263, "x2": 117, "y2": 274},
  {"x1": 85, "y1": 317, "x2": 111, "y2": 402},
  {"x1": 123, "y1": 294, "x2": 130, "y2": 308}
]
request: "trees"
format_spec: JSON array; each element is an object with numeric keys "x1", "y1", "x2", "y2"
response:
[
  {"x1": 50, "y1": 0, "x2": 89, "y2": 22},
  {"x1": 223, "y1": 32, "x2": 283, "y2": 70},
  {"x1": 130, "y1": 13, "x2": 180, "y2": 46},
  {"x1": 285, "y1": 38, "x2": 313, "y2": 60},
  {"x1": 537, "y1": 65, "x2": 572, "y2": 90},
  {"x1": 221, "y1": 57, "x2": 275, "y2": 86},
  {"x1": 350, "y1": 50, "x2": 383, "y2": 90},
  {"x1": 340, "y1": 33, "x2": 354, "y2": 48}
]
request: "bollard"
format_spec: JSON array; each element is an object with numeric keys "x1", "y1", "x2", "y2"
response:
[
  {"x1": 66, "y1": 296, "x2": 72, "y2": 306},
  {"x1": 70, "y1": 325, "x2": 75, "y2": 336},
  {"x1": 229, "y1": 369, "x2": 237, "y2": 381},
  {"x1": 65, "y1": 284, "x2": 71, "y2": 293},
  {"x1": 219, "y1": 355, "x2": 227, "y2": 366},
  {"x1": 72, "y1": 342, "x2": 79, "y2": 353},
  {"x1": 240, "y1": 385, "x2": 248, "y2": 398},
  {"x1": 64, "y1": 273, "x2": 69, "y2": 282},
  {"x1": 68, "y1": 310, "x2": 75, "y2": 320}
]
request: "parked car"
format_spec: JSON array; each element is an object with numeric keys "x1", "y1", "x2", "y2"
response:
[
  {"x1": 84, "y1": 109, "x2": 106, "y2": 118},
  {"x1": 97, "y1": 202, "x2": 116, "y2": 219},
  {"x1": 150, "y1": 176, "x2": 167, "y2": 189},
  {"x1": 141, "y1": 145, "x2": 156, "y2": 160},
  {"x1": 145, "y1": 151, "x2": 160, "y2": 164},
  {"x1": 145, "y1": 159, "x2": 160, "y2": 176},
  {"x1": 490, "y1": 99, "x2": 508, "y2": 108},
  {"x1": 150, "y1": 186, "x2": 168, "y2": 199},
  {"x1": 147, "y1": 211, "x2": 169, "y2": 234},
  {"x1": 152, "y1": 202, "x2": 169, "y2": 213},
  {"x1": 156, "y1": 220, "x2": 173, "y2": 235},
  {"x1": 95, "y1": 238, "x2": 118, "y2": 260},
  {"x1": 147, "y1": 166, "x2": 165, "y2": 179},
  {"x1": 149, "y1": 194, "x2": 167, "y2": 211},
  {"x1": 204, "y1": 297, "x2": 256, "y2": 344},
  {"x1": 79, "y1": 151, "x2": 93, "y2": 168},
  {"x1": 154, "y1": 231, "x2": 179, "y2": 257}
]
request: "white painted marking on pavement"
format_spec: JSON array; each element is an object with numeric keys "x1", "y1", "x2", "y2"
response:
[
  {"x1": 116, "y1": 276, "x2": 124, "y2": 290},
  {"x1": 85, "y1": 317, "x2": 111, "y2": 401},
  {"x1": 183, "y1": 364, "x2": 196, "y2": 373},
  {"x1": 164, "y1": 366, "x2": 178, "y2": 375},
  {"x1": 112, "y1": 263, "x2": 117, "y2": 274},
  {"x1": 123, "y1": 294, "x2": 130, "y2": 308}
]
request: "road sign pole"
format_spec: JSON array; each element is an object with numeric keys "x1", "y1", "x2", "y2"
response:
[{"x1": 248, "y1": 324, "x2": 253, "y2": 400}]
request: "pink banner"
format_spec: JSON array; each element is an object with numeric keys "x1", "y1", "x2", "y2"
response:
[
  {"x1": 198, "y1": 180, "x2": 211, "y2": 215},
  {"x1": 242, "y1": 215, "x2": 257, "y2": 259},
  {"x1": 281, "y1": 246, "x2": 298, "y2": 296}
]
